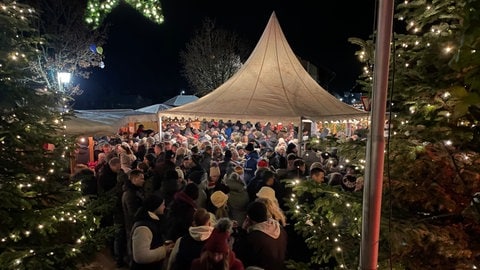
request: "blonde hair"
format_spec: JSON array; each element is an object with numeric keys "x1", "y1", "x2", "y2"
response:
[
  {"x1": 215, "y1": 205, "x2": 230, "y2": 220},
  {"x1": 255, "y1": 197, "x2": 286, "y2": 226}
]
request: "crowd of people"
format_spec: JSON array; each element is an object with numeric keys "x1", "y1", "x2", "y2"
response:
[{"x1": 72, "y1": 120, "x2": 364, "y2": 270}]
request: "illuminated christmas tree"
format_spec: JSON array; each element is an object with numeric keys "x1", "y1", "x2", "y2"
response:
[
  {"x1": 287, "y1": 0, "x2": 480, "y2": 269},
  {"x1": 0, "y1": 1, "x2": 108, "y2": 268}
]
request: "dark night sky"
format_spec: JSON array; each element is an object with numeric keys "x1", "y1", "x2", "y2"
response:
[{"x1": 75, "y1": 0, "x2": 376, "y2": 109}]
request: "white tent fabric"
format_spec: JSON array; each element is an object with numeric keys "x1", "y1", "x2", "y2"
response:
[
  {"x1": 63, "y1": 110, "x2": 123, "y2": 136},
  {"x1": 162, "y1": 95, "x2": 199, "y2": 107},
  {"x1": 64, "y1": 109, "x2": 158, "y2": 136},
  {"x1": 161, "y1": 12, "x2": 367, "y2": 123},
  {"x1": 136, "y1": 103, "x2": 172, "y2": 114}
]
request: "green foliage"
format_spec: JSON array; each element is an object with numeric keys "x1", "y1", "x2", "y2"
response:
[
  {"x1": 85, "y1": 0, "x2": 164, "y2": 29},
  {"x1": 289, "y1": 1, "x2": 480, "y2": 268},
  {"x1": 0, "y1": 2, "x2": 107, "y2": 268},
  {"x1": 285, "y1": 179, "x2": 363, "y2": 269},
  {"x1": 292, "y1": 0, "x2": 480, "y2": 269}
]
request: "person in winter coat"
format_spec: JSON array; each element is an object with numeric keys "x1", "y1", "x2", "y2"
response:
[
  {"x1": 166, "y1": 183, "x2": 199, "y2": 241},
  {"x1": 243, "y1": 143, "x2": 259, "y2": 185},
  {"x1": 201, "y1": 164, "x2": 230, "y2": 214},
  {"x1": 210, "y1": 190, "x2": 231, "y2": 220},
  {"x1": 167, "y1": 208, "x2": 214, "y2": 270},
  {"x1": 131, "y1": 195, "x2": 174, "y2": 270},
  {"x1": 225, "y1": 172, "x2": 250, "y2": 226},
  {"x1": 234, "y1": 201, "x2": 287, "y2": 270},
  {"x1": 218, "y1": 149, "x2": 237, "y2": 180},
  {"x1": 122, "y1": 169, "x2": 146, "y2": 264},
  {"x1": 190, "y1": 218, "x2": 244, "y2": 270}
]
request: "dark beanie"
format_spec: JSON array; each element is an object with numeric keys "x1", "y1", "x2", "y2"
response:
[
  {"x1": 245, "y1": 142, "x2": 255, "y2": 152},
  {"x1": 143, "y1": 195, "x2": 164, "y2": 212},
  {"x1": 145, "y1": 153, "x2": 157, "y2": 165},
  {"x1": 191, "y1": 154, "x2": 202, "y2": 165},
  {"x1": 287, "y1": 142, "x2": 296, "y2": 151},
  {"x1": 184, "y1": 182, "x2": 199, "y2": 200},
  {"x1": 188, "y1": 170, "x2": 204, "y2": 185},
  {"x1": 165, "y1": 150, "x2": 175, "y2": 160},
  {"x1": 224, "y1": 149, "x2": 232, "y2": 160},
  {"x1": 247, "y1": 201, "x2": 268, "y2": 223}
]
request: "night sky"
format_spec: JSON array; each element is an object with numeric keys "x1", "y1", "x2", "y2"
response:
[{"x1": 75, "y1": 0, "x2": 376, "y2": 109}]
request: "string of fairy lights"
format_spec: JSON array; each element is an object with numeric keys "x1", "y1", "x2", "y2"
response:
[
  {"x1": 0, "y1": 2, "x2": 100, "y2": 267},
  {"x1": 84, "y1": 0, "x2": 164, "y2": 28},
  {"x1": 3, "y1": 0, "x2": 478, "y2": 268},
  {"x1": 287, "y1": 0, "x2": 478, "y2": 268},
  {"x1": 355, "y1": 0, "x2": 477, "y2": 148}
]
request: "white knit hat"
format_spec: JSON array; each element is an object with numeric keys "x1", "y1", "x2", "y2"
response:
[
  {"x1": 210, "y1": 191, "x2": 228, "y2": 208},
  {"x1": 256, "y1": 186, "x2": 277, "y2": 204}
]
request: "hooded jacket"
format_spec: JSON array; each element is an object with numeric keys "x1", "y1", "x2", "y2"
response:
[
  {"x1": 236, "y1": 219, "x2": 287, "y2": 270},
  {"x1": 167, "y1": 225, "x2": 214, "y2": 270}
]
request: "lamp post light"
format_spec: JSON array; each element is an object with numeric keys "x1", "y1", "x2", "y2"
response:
[{"x1": 57, "y1": 72, "x2": 71, "y2": 92}]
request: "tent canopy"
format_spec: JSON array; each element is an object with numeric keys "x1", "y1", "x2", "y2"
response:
[
  {"x1": 161, "y1": 12, "x2": 367, "y2": 124},
  {"x1": 63, "y1": 110, "x2": 124, "y2": 136},
  {"x1": 64, "y1": 109, "x2": 158, "y2": 136},
  {"x1": 163, "y1": 94, "x2": 199, "y2": 107},
  {"x1": 136, "y1": 103, "x2": 172, "y2": 114}
]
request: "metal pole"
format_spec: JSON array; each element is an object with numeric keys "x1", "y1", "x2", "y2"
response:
[
  {"x1": 158, "y1": 114, "x2": 163, "y2": 141},
  {"x1": 297, "y1": 117, "x2": 303, "y2": 157},
  {"x1": 359, "y1": 0, "x2": 394, "y2": 269}
]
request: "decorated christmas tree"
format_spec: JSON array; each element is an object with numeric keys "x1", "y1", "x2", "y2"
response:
[
  {"x1": 0, "y1": 1, "x2": 108, "y2": 268},
  {"x1": 287, "y1": 0, "x2": 480, "y2": 269}
]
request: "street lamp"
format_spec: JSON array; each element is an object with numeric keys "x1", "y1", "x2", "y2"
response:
[{"x1": 57, "y1": 72, "x2": 71, "y2": 92}]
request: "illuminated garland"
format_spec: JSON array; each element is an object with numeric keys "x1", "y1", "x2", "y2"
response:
[{"x1": 85, "y1": 0, "x2": 164, "y2": 28}]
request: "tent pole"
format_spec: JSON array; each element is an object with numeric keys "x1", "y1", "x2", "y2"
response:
[
  {"x1": 297, "y1": 117, "x2": 303, "y2": 156},
  {"x1": 158, "y1": 114, "x2": 162, "y2": 141},
  {"x1": 88, "y1": 136, "x2": 94, "y2": 164},
  {"x1": 359, "y1": 0, "x2": 394, "y2": 269}
]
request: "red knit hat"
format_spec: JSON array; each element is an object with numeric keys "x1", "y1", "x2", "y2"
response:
[
  {"x1": 204, "y1": 228, "x2": 230, "y2": 253},
  {"x1": 257, "y1": 159, "x2": 269, "y2": 168}
]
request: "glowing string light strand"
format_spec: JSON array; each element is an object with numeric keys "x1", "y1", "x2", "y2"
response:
[{"x1": 85, "y1": 0, "x2": 164, "y2": 29}]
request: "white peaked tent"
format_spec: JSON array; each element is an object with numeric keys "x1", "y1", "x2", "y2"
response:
[{"x1": 161, "y1": 12, "x2": 367, "y2": 124}]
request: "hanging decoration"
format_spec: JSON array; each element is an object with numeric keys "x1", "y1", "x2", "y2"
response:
[{"x1": 85, "y1": 0, "x2": 164, "y2": 29}]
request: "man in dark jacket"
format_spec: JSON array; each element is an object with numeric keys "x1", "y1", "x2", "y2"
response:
[
  {"x1": 243, "y1": 142, "x2": 259, "y2": 185},
  {"x1": 235, "y1": 201, "x2": 288, "y2": 270},
  {"x1": 131, "y1": 195, "x2": 173, "y2": 269},
  {"x1": 122, "y1": 169, "x2": 146, "y2": 264},
  {"x1": 97, "y1": 157, "x2": 129, "y2": 267}
]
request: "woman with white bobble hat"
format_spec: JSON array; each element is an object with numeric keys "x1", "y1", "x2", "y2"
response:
[{"x1": 255, "y1": 187, "x2": 286, "y2": 227}]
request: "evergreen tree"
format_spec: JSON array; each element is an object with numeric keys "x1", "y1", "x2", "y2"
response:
[
  {"x1": 287, "y1": 0, "x2": 480, "y2": 269},
  {"x1": 0, "y1": 2, "x2": 108, "y2": 268}
]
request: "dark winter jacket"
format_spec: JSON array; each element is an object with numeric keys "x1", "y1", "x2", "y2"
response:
[
  {"x1": 122, "y1": 180, "x2": 145, "y2": 237},
  {"x1": 234, "y1": 219, "x2": 287, "y2": 270},
  {"x1": 169, "y1": 225, "x2": 213, "y2": 270},
  {"x1": 166, "y1": 191, "x2": 198, "y2": 241},
  {"x1": 243, "y1": 150, "x2": 260, "y2": 185}
]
